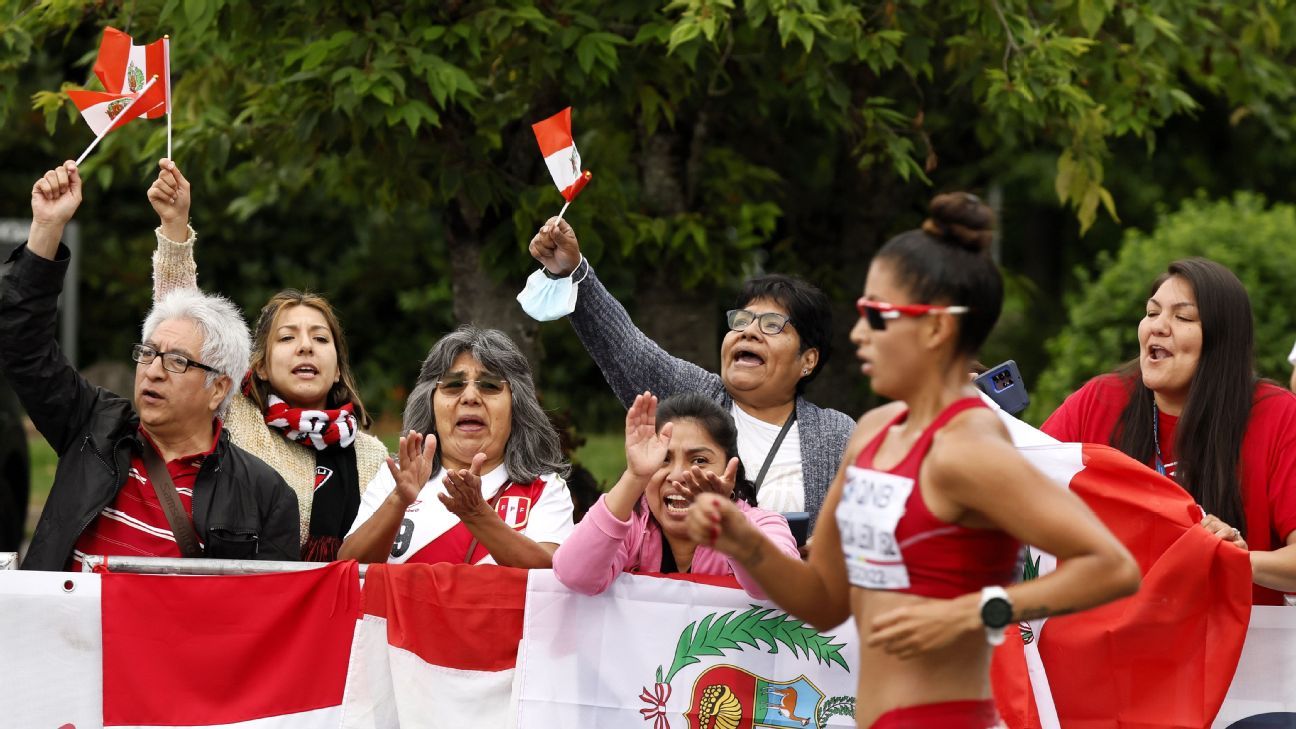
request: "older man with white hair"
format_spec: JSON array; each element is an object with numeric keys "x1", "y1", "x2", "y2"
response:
[{"x1": 3, "y1": 161, "x2": 299, "y2": 571}]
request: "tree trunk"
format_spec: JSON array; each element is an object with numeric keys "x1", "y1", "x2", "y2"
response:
[
  {"x1": 801, "y1": 170, "x2": 914, "y2": 419},
  {"x1": 632, "y1": 124, "x2": 718, "y2": 372},
  {"x1": 447, "y1": 199, "x2": 541, "y2": 365}
]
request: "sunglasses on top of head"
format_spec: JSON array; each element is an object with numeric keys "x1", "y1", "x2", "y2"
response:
[{"x1": 855, "y1": 298, "x2": 969, "y2": 331}]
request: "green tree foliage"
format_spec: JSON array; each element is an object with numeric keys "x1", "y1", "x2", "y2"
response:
[
  {"x1": 1031, "y1": 193, "x2": 1296, "y2": 423},
  {"x1": 3, "y1": 1, "x2": 1296, "y2": 427}
]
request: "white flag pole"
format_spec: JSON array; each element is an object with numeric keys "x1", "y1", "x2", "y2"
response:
[
  {"x1": 555, "y1": 201, "x2": 571, "y2": 222},
  {"x1": 164, "y1": 35, "x2": 172, "y2": 161},
  {"x1": 74, "y1": 75, "x2": 160, "y2": 166}
]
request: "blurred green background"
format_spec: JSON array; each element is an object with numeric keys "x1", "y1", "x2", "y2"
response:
[{"x1": 7, "y1": 1, "x2": 1296, "y2": 537}]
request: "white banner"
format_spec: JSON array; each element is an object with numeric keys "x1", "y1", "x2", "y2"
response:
[
  {"x1": 3, "y1": 568, "x2": 1294, "y2": 729},
  {"x1": 1213, "y1": 606, "x2": 1296, "y2": 728},
  {"x1": 0, "y1": 570, "x2": 102, "y2": 728},
  {"x1": 516, "y1": 571, "x2": 860, "y2": 729}
]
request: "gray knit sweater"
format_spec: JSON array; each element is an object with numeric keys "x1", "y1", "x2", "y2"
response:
[{"x1": 566, "y1": 261, "x2": 855, "y2": 528}]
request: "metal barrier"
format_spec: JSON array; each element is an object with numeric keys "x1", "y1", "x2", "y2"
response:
[{"x1": 0, "y1": 552, "x2": 371, "y2": 576}]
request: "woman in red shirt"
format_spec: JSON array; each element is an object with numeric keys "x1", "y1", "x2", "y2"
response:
[
  {"x1": 1042, "y1": 258, "x2": 1296, "y2": 605},
  {"x1": 686, "y1": 193, "x2": 1139, "y2": 728}
]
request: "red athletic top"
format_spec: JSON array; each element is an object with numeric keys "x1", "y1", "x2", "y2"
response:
[
  {"x1": 1044, "y1": 374, "x2": 1296, "y2": 605},
  {"x1": 837, "y1": 398, "x2": 1018, "y2": 599}
]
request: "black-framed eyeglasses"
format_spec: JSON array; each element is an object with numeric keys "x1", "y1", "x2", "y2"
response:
[
  {"x1": 131, "y1": 343, "x2": 221, "y2": 375},
  {"x1": 725, "y1": 309, "x2": 793, "y2": 336},
  {"x1": 435, "y1": 373, "x2": 509, "y2": 397}
]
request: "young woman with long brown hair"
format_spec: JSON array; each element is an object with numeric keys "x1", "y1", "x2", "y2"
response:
[{"x1": 148, "y1": 159, "x2": 388, "y2": 561}]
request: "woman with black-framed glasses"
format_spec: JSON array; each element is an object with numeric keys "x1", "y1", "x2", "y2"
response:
[
  {"x1": 528, "y1": 221, "x2": 853, "y2": 533},
  {"x1": 339, "y1": 325, "x2": 575, "y2": 567}
]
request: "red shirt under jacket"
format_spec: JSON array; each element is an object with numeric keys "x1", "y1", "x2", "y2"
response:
[{"x1": 69, "y1": 423, "x2": 222, "y2": 571}]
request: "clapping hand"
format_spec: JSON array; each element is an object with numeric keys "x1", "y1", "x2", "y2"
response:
[
  {"x1": 528, "y1": 216, "x2": 582, "y2": 277},
  {"x1": 387, "y1": 431, "x2": 436, "y2": 508},
  {"x1": 146, "y1": 158, "x2": 191, "y2": 242},
  {"x1": 679, "y1": 457, "x2": 739, "y2": 500},
  {"x1": 625, "y1": 392, "x2": 673, "y2": 482},
  {"x1": 439, "y1": 452, "x2": 492, "y2": 522}
]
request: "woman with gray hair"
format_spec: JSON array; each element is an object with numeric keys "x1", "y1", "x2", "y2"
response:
[{"x1": 340, "y1": 326, "x2": 575, "y2": 566}]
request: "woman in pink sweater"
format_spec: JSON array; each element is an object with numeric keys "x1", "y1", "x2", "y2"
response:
[{"x1": 553, "y1": 392, "x2": 798, "y2": 598}]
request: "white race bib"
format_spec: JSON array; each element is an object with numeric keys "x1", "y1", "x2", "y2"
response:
[{"x1": 837, "y1": 465, "x2": 914, "y2": 590}]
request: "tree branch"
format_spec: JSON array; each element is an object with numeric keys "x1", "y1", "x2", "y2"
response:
[{"x1": 990, "y1": 0, "x2": 1022, "y2": 74}]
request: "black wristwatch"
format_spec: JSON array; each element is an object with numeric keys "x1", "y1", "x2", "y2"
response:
[{"x1": 979, "y1": 586, "x2": 1013, "y2": 645}]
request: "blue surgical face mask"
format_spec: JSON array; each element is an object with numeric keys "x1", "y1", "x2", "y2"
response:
[{"x1": 516, "y1": 260, "x2": 586, "y2": 321}]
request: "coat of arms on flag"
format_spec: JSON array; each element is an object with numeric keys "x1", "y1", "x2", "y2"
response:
[
  {"x1": 635, "y1": 604, "x2": 855, "y2": 729},
  {"x1": 688, "y1": 668, "x2": 828, "y2": 729}
]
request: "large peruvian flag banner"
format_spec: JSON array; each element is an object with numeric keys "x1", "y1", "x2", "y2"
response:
[
  {"x1": 341, "y1": 563, "x2": 525, "y2": 728},
  {"x1": 991, "y1": 415, "x2": 1254, "y2": 728},
  {"x1": 0, "y1": 561, "x2": 360, "y2": 728}
]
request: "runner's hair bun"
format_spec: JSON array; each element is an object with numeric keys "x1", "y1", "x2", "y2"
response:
[{"x1": 920, "y1": 192, "x2": 994, "y2": 254}]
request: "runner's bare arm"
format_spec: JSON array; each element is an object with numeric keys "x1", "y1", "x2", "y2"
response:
[
  {"x1": 699, "y1": 407, "x2": 899, "y2": 630},
  {"x1": 867, "y1": 412, "x2": 1140, "y2": 658}
]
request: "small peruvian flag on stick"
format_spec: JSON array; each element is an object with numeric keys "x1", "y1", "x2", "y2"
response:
[
  {"x1": 61, "y1": 26, "x2": 172, "y2": 165},
  {"x1": 67, "y1": 75, "x2": 161, "y2": 165},
  {"x1": 531, "y1": 107, "x2": 592, "y2": 220}
]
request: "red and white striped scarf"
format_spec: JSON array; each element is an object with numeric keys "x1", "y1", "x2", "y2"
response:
[{"x1": 263, "y1": 393, "x2": 358, "y2": 451}]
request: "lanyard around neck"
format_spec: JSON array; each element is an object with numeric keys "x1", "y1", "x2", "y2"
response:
[
  {"x1": 753, "y1": 407, "x2": 798, "y2": 493},
  {"x1": 1151, "y1": 403, "x2": 1168, "y2": 476}
]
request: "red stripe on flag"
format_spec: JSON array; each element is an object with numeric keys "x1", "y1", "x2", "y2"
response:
[
  {"x1": 991, "y1": 445, "x2": 1250, "y2": 728},
  {"x1": 560, "y1": 170, "x2": 592, "y2": 202},
  {"x1": 531, "y1": 107, "x2": 574, "y2": 158},
  {"x1": 364, "y1": 563, "x2": 526, "y2": 672},
  {"x1": 101, "y1": 561, "x2": 360, "y2": 726},
  {"x1": 93, "y1": 27, "x2": 132, "y2": 94},
  {"x1": 143, "y1": 38, "x2": 169, "y2": 119},
  {"x1": 66, "y1": 89, "x2": 130, "y2": 110},
  {"x1": 638, "y1": 570, "x2": 743, "y2": 590}
]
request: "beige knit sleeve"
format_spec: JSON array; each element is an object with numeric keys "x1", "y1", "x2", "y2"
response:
[{"x1": 152, "y1": 224, "x2": 199, "y2": 303}]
